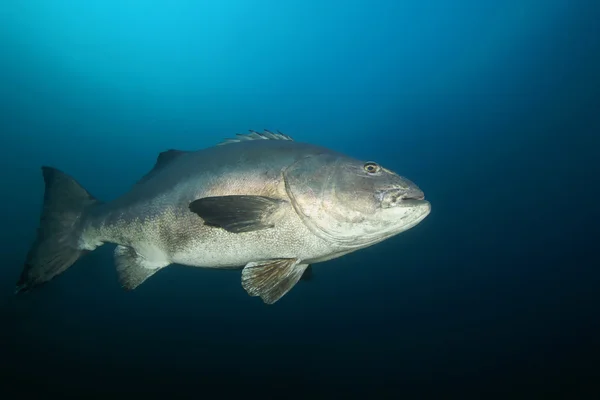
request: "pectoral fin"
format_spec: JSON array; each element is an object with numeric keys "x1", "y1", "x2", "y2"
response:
[
  {"x1": 241, "y1": 259, "x2": 309, "y2": 304},
  {"x1": 189, "y1": 195, "x2": 286, "y2": 233}
]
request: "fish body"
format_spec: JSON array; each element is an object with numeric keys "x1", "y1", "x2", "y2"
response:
[{"x1": 17, "y1": 131, "x2": 431, "y2": 304}]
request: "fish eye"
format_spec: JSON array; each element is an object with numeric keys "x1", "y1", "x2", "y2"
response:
[{"x1": 363, "y1": 161, "x2": 381, "y2": 174}]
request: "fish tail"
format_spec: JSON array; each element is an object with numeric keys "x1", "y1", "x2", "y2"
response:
[{"x1": 15, "y1": 167, "x2": 101, "y2": 294}]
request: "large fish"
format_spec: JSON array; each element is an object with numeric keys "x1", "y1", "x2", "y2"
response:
[{"x1": 16, "y1": 130, "x2": 431, "y2": 304}]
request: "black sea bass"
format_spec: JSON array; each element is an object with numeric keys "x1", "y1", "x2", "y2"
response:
[{"x1": 17, "y1": 130, "x2": 431, "y2": 304}]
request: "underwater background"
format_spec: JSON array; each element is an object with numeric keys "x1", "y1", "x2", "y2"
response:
[{"x1": 1, "y1": 0, "x2": 599, "y2": 398}]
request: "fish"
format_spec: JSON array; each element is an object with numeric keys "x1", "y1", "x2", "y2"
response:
[{"x1": 16, "y1": 130, "x2": 431, "y2": 304}]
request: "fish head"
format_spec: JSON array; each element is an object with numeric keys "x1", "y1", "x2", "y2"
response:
[{"x1": 284, "y1": 153, "x2": 431, "y2": 248}]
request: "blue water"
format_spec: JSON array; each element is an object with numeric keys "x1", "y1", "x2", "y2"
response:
[{"x1": 1, "y1": 0, "x2": 598, "y2": 397}]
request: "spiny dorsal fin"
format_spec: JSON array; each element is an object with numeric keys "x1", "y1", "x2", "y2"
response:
[
  {"x1": 136, "y1": 149, "x2": 188, "y2": 185},
  {"x1": 217, "y1": 129, "x2": 293, "y2": 146}
]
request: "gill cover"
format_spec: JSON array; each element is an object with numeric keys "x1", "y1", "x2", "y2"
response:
[{"x1": 284, "y1": 153, "x2": 382, "y2": 246}]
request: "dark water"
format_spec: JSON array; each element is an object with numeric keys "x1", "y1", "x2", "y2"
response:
[{"x1": 1, "y1": 1, "x2": 599, "y2": 398}]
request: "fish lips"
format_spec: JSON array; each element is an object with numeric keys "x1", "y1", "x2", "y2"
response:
[
  {"x1": 398, "y1": 198, "x2": 430, "y2": 208},
  {"x1": 380, "y1": 188, "x2": 428, "y2": 209}
]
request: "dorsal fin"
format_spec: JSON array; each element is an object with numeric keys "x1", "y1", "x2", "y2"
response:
[
  {"x1": 217, "y1": 129, "x2": 294, "y2": 146},
  {"x1": 136, "y1": 149, "x2": 188, "y2": 185},
  {"x1": 155, "y1": 149, "x2": 187, "y2": 167}
]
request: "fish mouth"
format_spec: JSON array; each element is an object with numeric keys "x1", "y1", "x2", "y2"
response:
[
  {"x1": 399, "y1": 198, "x2": 429, "y2": 207},
  {"x1": 381, "y1": 188, "x2": 427, "y2": 209}
]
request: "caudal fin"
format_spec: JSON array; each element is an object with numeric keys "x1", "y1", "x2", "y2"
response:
[{"x1": 16, "y1": 167, "x2": 100, "y2": 294}]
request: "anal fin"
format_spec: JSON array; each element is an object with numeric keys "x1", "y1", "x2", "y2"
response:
[
  {"x1": 114, "y1": 245, "x2": 168, "y2": 290},
  {"x1": 241, "y1": 258, "x2": 309, "y2": 304}
]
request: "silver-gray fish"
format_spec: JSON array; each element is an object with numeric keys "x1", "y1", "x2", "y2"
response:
[{"x1": 17, "y1": 130, "x2": 431, "y2": 304}]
